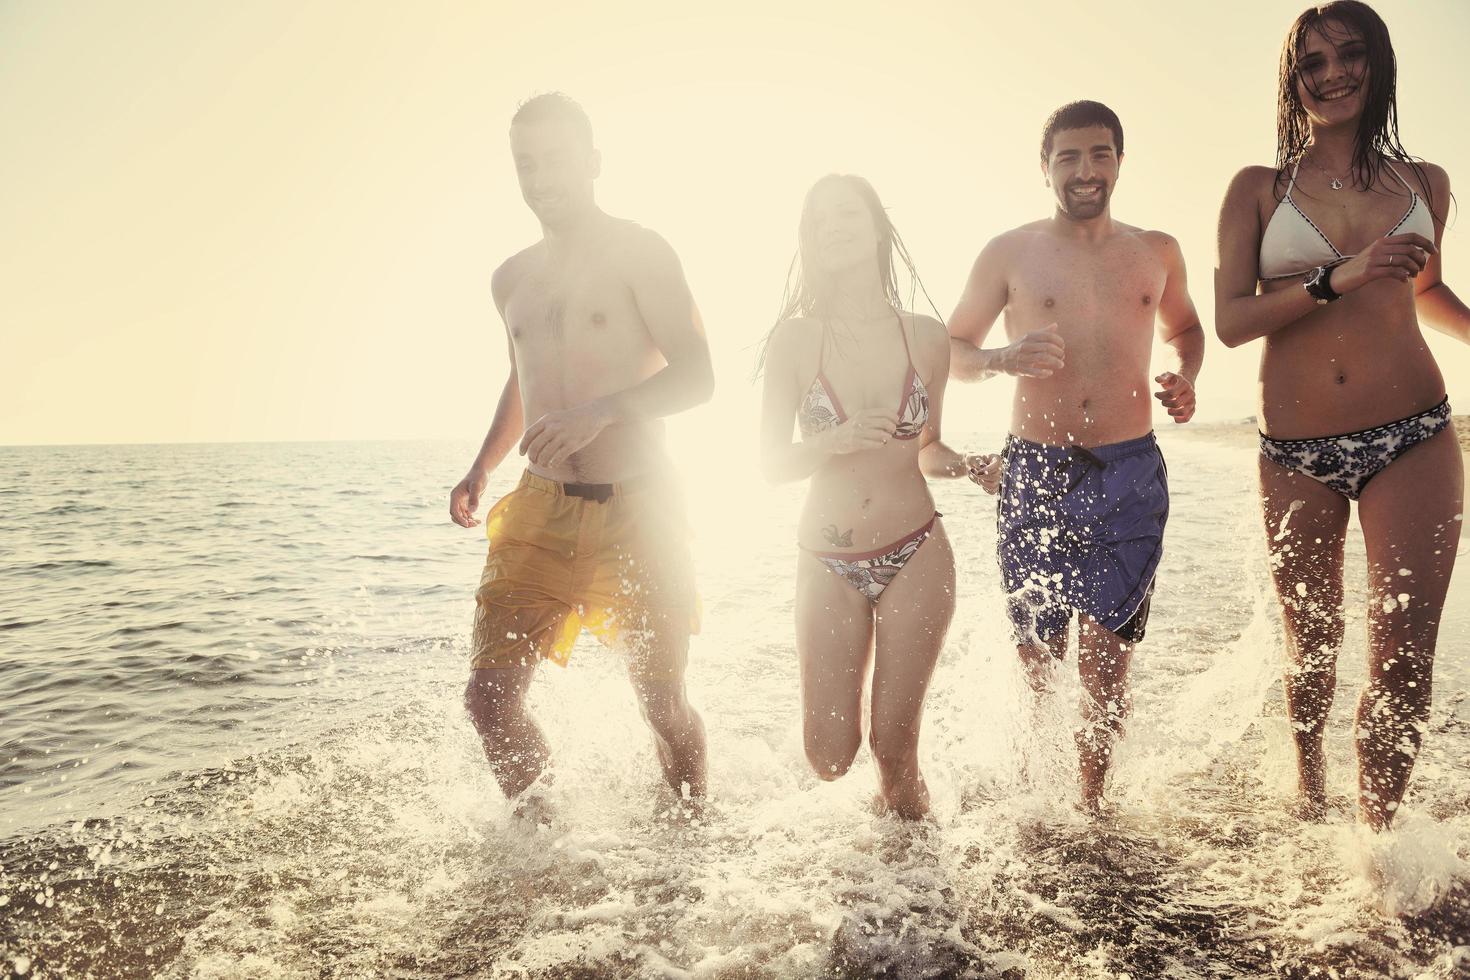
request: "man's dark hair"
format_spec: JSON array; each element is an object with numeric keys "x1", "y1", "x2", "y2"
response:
[
  {"x1": 1040, "y1": 101, "x2": 1124, "y2": 161},
  {"x1": 511, "y1": 92, "x2": 593, "y2": 147}
]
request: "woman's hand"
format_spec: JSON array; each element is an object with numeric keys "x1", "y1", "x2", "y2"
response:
[
  {"x1": 823, "y1": 409, "x2": 897, "y2": 454},
  {"x1": 1329, "y1": 233, "x2": 1437, "y2": 293},
  {"x1": 964, "y1": 452, "x2": 1003, "y2": 494}
]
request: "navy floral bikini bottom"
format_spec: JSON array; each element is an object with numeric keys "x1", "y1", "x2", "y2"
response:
[{"x1": 1258, "y1": 398, "x2": 1452, "y2": 500}]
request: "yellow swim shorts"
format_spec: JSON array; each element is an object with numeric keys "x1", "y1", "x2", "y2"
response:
[{"x1": 470, "y1": 471, "x2": 699, "y2": 677}]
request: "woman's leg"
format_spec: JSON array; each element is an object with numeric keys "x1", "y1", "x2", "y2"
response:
[
  {"x1": 1354, "y1": 424, "x2": 1464, "y2": 830},
  {"x1": 1259, "y1": 455, "x2": 1351, "y2": 819},
  {"x1": 796, "y1": 552, "x2": 876, "y2": 780},
  {"x1": 870, "y1": 526, "x2": 957, "y2": 820}
]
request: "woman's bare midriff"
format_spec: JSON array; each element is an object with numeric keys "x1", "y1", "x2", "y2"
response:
[
  {"x1": 1258, "y1": 278, "x2": 1445, "y2": 438},
  {"x1": 800, "y1": 444, "x2": 937, "y2": 553}
]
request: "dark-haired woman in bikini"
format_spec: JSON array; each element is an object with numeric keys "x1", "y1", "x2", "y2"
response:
[
  {"x1": 1216, "y1": 0, "x2": 1468, "y2": 830},
  {"x1": 758, "y1": 174, "x2": 997, "y2": 819}
]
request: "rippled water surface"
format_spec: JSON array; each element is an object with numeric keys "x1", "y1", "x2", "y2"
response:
[{"x1": 1, "y1": 436, "x2": 1467, "y2": 978}]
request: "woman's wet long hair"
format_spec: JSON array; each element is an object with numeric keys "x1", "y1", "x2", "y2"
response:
[
  {"x1": 1275, "y1": 1, "x2": 1437, "y2": 216},
  {"x1": 755, "y1": 174, "x2": 941, "y2": 377}
]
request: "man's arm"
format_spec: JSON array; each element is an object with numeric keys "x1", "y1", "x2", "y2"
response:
[
  {"x1": 520, "y1": 229, "x2": 714, "y2": 469},
  {"x1": 451, "y1": 264, "x2": 526, "y2": 527},
  {"x1": 948, "y1": 234, "x2": 1064, "y2": 382},
  {"x1": 1152, "y1": 233, "x2": 1205, "y2": 424}
]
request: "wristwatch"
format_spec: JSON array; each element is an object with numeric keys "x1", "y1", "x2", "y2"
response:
[{"x1": 1303, "y1": 264, "x2": 1340, "y2": 304}]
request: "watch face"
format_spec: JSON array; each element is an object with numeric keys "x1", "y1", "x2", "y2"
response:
[{"x1": 1304, "y1": 267, "x2": 1332, "y2": 301}]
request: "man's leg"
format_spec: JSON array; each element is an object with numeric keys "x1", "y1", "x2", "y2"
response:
[
  {"x1": 464, "y1": 663, "x2": 548, "y2": 799},
  {"x1": 1016, "y1": 628, "x2": 1070, "y2": 693},
  {"x1": 1076, "y1": 615, "x2": 1134, "y2": 814},
  {"x1": 625, "y1": 609, "x2": 707, "y2": 800}
]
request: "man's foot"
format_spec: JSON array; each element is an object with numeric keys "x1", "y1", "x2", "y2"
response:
[
  {"x1": 511, "y1": 791, "x2": 555, "y2": 829},
  {"x1": 1076, "y1": 793, "x2": 1116, "y2": 821}
]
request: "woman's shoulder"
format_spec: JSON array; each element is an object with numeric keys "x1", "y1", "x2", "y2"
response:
[
  {"x1": 902, "y1": 312, "x2": 948, "y2": 341},
  {"x1": 900, "y1": 312, "x2": 951, "y2": 368},
  {"x1": 766, "y1": 316, "x2": 822, "y2": 363},
  {"x1": 1225, "y1": 164, "x2": 1281, "y2": 200},
  {"x1": 1390, "y1": 157, "x2": 1450, "y2": 198}
]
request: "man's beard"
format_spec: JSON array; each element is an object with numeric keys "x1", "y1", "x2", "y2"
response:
[{"x1": 1062, "y1": 182, "x2": 1109, "y2": 219}]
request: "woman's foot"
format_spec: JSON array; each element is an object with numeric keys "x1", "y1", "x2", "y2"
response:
[
  {"x1": 875, "y1": 776, "x2": 931, "y2": 821},
  {"x1": 1287, "y1": 791, "x2": 1328, "y2": 823}
]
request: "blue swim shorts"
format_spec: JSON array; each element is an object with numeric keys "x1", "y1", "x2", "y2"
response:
[{"x1": 996, "y1": 432, "x2": 1169, "y2": 647}]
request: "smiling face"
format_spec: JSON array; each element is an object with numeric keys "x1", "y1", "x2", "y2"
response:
[
  {"x1": 1042, "y1": 124, "x2": 1121, "y2": 221},
  {"x1": 509, "y1": 117, "x2": 599, "y2": 228},
  {"x1": 802, "y1": 178, "x2": 885, "y2": 277},
  {"x1": 1294, "y1": 18, "x2": 1370, "y2": 129}
]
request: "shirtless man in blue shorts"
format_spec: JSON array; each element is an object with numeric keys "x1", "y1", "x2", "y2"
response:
[{"x1": 948, "y1": 101, "x2": 1206, "y2": 813}]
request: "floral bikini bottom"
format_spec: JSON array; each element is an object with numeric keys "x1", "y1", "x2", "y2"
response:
[
  {"x1": 1258, "y1": 398, "x2": 1452, "y2": 500},
  {"x1": 806, "y1": 513, "x2": 941, "y2": 603}
]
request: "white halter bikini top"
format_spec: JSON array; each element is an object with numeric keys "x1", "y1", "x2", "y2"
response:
[{"x1": 1258, "y1": 159, "x2": 1435, "y2": 282}]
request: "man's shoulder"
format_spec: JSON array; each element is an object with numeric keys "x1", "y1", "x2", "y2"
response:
[
  {"x1": 972, "y1": 224, "x2": 1046, "y2": 271},
  {"x1": 991, "y1": 223, "x2": 1050, "y2": 249},
  {"x1": 1118, "y1": 225, "x2": 1184, "y2": 263},
  {"x1": 491, "y1": 244, "x2": 542, "y2": 301},
  {"x1": 604, "y1": 217, "x2": 676, "y2": 255},
  {"x1": 596, "y1": 219, "x2": 686, "y2": 283}
]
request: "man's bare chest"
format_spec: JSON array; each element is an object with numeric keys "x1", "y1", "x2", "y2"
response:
[
  {"x1": 504, "y1": 269, "x2": 643, "y2": 356},
  {"x1": 1008, "y1": 243, "x2": 1166, "y2": 320}
]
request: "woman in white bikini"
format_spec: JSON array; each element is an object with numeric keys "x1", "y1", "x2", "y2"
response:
[
  {"x1": 1216, "y1": 0, "x2": 1467, "y2": 830},
  {"x1": 759, "y1": 174, "x2": 994, "y2": 819}
]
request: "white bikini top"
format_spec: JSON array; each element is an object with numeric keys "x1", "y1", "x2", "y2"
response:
[{"x1": 1258, "y1": 159, "x2": 1435, "y2": 281}]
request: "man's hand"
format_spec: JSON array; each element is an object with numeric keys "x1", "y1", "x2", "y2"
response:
[
  {"x1": 964, "y1": 452, "x2": 1003, "y2": 494},
  {"x1": 1154, "y1": 372, "x2": 1196, "y2": 424},
  {"x1": 1001, "y1": 323, "x2": 1066, "y2": 378},
  {"x1": 450, "y1": 469, "x2": 489, "y2": 528},
  {"x1": 519, "y1": 403, "x2": 615, "y2": 469}
]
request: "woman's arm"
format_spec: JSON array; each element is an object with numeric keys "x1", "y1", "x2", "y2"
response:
[
  {"x1": 759, "y1": 320, "x2": 894, "y2": 484},
  {"x1": 1215, "y1": 166, "x2": 1438, "y2": 348},
  {"x1": 1414, "y1": 163, "x2": 1470, "y2": 344},
  {"x1": 1214, "y1": 167, "x2": 1325, "y2": 348},
  {"x1": 914, "y1": 317, "x2": 996, "y2": 486}
]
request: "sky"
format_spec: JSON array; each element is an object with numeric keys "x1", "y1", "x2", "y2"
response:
[{"x1": 3, "y1": 0, "x2": 1469, "y2": 448}]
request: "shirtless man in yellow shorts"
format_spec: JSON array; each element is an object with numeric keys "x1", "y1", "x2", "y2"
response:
[{"x1": 449, "y1": 93, "x2": 714, "y2": 812}]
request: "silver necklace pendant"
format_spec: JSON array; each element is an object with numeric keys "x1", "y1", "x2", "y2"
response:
[{"x1": 1330, "y1": 177, "x2": 1344, "y2": 190}]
